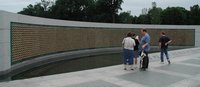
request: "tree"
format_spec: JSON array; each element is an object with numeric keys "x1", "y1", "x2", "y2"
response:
[
  {"x1": 132, "y1": 16, "x2": 138, "y2": 24},
  {"x1": 41, "y1": 0, "x2": 54, "y2": 11},
  {"x1": 148, "y1": 7, "x2": 162, "y2": 24},
  {"x1": 189, "y1": 5, "x2": 200, "y2": 25},
  {"x1": 18, "y1": 0, "x2": 53, "y2": 18},
  {"x1": 137, "y1": 14, "x2": 150, "y2": 24},
  {"x1": 111, "y1": 0, "x2": 123, "y2": 23},
  {"x1": 51, "y1": 0, "x2": 95, "y2": 21},
  {"x1": 161, "y1": 7, "x2": 189, "y2": 25},
  {"x1": 18, "y1": 0, "x2": 124, "y2": 23},
  {"x1": 18, "y1": 1, "x2": 200, "y2": 25},
  {"x1": 18, "y1": 4, "x2": 36, "y2": 16},
  {"x1": 95, "y1": 0, "x2": 123, "y2": 23},
  {"x1": 117, "y1": 11, "x2": 133, "y2": 23}
]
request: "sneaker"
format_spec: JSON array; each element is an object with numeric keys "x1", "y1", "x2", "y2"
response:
[
  {"x1": 124, "y1": 68, "x2": 127, "y2": 70},
  {"x1": 134, "y1": 66, "x2": 138, "y2": 69},
  {"x1": 140, "y1": 68, "x2": 146, "y2": 71},
  {"x1": 160, "y1": 62, "x2": 164, "y2": 64},
  {"x1": 168, "y1": 60, "x2": 171, "y2": 64}
]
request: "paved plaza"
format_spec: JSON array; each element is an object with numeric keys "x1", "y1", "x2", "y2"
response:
[{"x1": 0, "y1": 48, "x2": 200, "y2": 87}]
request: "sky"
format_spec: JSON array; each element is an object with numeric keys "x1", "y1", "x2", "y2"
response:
[{"x1": 0, "y1": 0, "x2": 199, "y2": 16}]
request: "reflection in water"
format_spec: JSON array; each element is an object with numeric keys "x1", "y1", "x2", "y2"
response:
[{"x1": 12, "y1": 53, "x2": 122, "y2": 80}]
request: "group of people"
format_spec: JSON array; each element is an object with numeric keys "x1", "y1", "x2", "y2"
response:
[{"x1": 122, "y1": 29, "x2": 172, "y2": 71}]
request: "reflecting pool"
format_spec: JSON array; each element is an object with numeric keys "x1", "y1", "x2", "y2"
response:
[{"x1": 12, "y1": 53, "x2": 123, "y2": 80}]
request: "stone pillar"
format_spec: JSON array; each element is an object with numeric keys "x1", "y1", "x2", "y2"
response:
[
  {"x1": 195, "y1": 27, "x2": 200, "y2": 47},
  {"x1": 0, "y1": 11, "x2": 11, "y2": 74}
]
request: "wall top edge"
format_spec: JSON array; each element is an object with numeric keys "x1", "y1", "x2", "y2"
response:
[{"x1": 1, "y1": 10, "x2": 200, "y2": 29}]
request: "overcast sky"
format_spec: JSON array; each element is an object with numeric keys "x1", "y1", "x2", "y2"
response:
[{"x1": 0, "y1": 0, "x2": 199, "y2": 16}]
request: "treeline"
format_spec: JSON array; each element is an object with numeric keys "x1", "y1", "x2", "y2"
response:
[
  {"x1": 18, "y1": 0, "x2": 123, "y2": 23},
  {"x1": 18, "y1": 0, "x2": 200, "y2": 25},
  {"x1": 132, "y1": 5, "x2": 200, "y2": 25}
]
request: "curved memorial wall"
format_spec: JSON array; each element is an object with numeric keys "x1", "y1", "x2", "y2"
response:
[{"x1": 0, "y1": 10, "x2": 200, "y2": 76}]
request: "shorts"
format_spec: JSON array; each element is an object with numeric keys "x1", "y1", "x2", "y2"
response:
[{"x1": 134, "y1": 50, "x2": 139, "y2": 58}]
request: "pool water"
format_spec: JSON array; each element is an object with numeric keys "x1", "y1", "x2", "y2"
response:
[{"x1": 12, "y1": 53, "x2": 123, "y2": 80}]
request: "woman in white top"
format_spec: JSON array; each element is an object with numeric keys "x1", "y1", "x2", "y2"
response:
[{"x1": 122, "y1": 32, "x2": 136, "y2": 70}]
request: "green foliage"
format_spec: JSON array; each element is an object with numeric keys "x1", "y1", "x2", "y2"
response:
[
  {"x1": 133, "y1": 5, "x2": 200, "y2": 25},
  {"x1": 18, "y1": 0, "x2": 52, "y2": 18},
  {"x1": 94, "y1": 0, "x2": 123, "y2": 23},
  {"x1": 189, "y1": 5, "x2": 200, "y2": 25},
  {"x1": 54, "y1": 0, "x2": 97, "y2": 21},
  {"x1": 18, "y1": 0, "x2": 123, "y2": 23},
  {"x1": 117, "y1": 11, "x2": 133, "y2": 23},
  {"x1": 18, "y1": 1, "x2": 200, "y2": 25},
  {"x1": 161, "y1": 7, "x2": 189, "y2": 25},
  {"x1": 148, "y1": 7, "x2": 162, "y2": 24},
  {"x1": 137, "y1": 14, "x2": 151, "y2": 24}
]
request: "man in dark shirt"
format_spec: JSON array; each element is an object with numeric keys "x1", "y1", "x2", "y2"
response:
[{"x1": 159, "y1": 32, "x2": 172, "y2": 64}]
